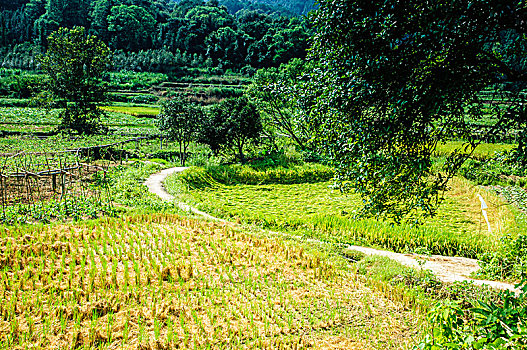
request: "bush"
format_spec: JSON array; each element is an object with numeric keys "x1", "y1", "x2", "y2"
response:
[
  {"x1": 419, "y1": 281, "x2": 527, "y2": 349},
  {"x1": 58, "y1": 108, "x2": 108, "y2": 135},
  {"x1": 478, "y1": 231, "x2": 527, "y2": 281}
]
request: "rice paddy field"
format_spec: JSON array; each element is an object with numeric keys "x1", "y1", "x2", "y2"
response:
[
  {"x1": 100, "y1": 106, "x2": 160, "y2": 117},
  {"x1": 166, "y1": 168, "x2": 519, "y2": 259},
  {"x1": 0, "y1": 107, "x2": 157, "y2": 134},
  {"x1": 0, "y1": 214, "x2": 421, "y2": 349},
  {"x1": 434, "y1": 141, "x2": 516, "y2": 159}
]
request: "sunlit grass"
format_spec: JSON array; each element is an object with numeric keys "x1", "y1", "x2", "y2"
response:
[
  {"x1": 167, "y1": 168, "x2": 516, "y2": 258},
  {"x1": 100, "y1": 106, "x2": 160, "y2": 117},
  {"x1": 0, "y1": 214, "x2": 421, "y2": 349},
  {"x1": 434, "y1": 141, "x2": 516, "y2": 159}
]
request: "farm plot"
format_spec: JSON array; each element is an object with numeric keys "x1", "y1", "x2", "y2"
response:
[
  {"x1": 0, "y1": 149, "x2": 114, "y2": 223},
  {"x1": 166, "y1": 169, "x2": 516, "y2": 259},
  {"x1": 0, "y1": 107, "x2": 61, "y2": 125},
  {"x1": 0, "y1": 214, "x2": 421, "y2": 349},
  {"x1": 0, "y1": 135, "x2": 133, "y2": 154},
  {"x1": 100, "y1": 106, "x2": 160, "y2": 118},
  {"x1": 0, "y1": 107, "x2": 157, "y2": 135}
]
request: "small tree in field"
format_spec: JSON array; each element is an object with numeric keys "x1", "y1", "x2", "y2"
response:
[
  {"x1": 39, "y1": 26, "x2": 110, "y2": 134},
  {"x1": 200, "y1": 97, "x2": 262, "y2": 163},
  {"x1": 157, "y1": 98, "x2": 203, "y2": 166}
]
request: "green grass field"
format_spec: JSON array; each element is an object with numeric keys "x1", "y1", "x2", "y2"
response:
[
  {"x1": 166, "y1": 166, "x2": 518, "y2": 259},
  {"x1": 0, "y1": 106, "x2": 158, "y2": 134}
]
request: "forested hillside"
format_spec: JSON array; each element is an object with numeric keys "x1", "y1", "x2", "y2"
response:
[
  {"x1": 0, "y1": 0, "x2": 311, "y2": 73},
  {"x1": 220, "y1": 0, "x2": 315, "y2": 16}
]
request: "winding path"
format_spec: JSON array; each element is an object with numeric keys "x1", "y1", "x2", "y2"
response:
[{"x1": 144, "y1": 166, "x2": 518, "y2": 293}]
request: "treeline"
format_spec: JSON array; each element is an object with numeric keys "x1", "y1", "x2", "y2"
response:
[{"x1": 0, "y1": 0, "x2": 312, "y2": 74}]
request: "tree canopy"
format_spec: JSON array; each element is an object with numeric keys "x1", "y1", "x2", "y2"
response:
[
  {"x1": 200, "y1": 96, "x2": 262, "y2": 163},
  {"x1": 0, "y1": 0, "x2": 312, "y2": 73},
  {"x1": 157, "y1": 98, "x2": 203, "y2": 166},
  {"x1": 309, "y1": 0, "x2": 527, "y2": 221},
  {"x1": 39, "y1": 26, "x2": 110, "y2": 133}
]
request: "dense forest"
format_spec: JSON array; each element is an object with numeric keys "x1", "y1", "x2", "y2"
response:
[{"x1": 0, "y1": 0, "x2": 314, "y2": 73}]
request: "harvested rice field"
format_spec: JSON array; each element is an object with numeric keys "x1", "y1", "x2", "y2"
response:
[{"x1": 0, "y1": 214, "x2": 421, "y2": 349}]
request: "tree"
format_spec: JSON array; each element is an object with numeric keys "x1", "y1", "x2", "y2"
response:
[
  {"x1": 205, "y1": 27, "x2": 248, "y2": 69},
  {"x1": 199, "y1": 97, "x2": 262, "y2": 163},
  {"x1": 157, "y1": 98, "x2": 203, "y2": 166},
  {"x1": 39, "y1": 26, "x2": 110, "y2": 134},
  {"x1": 35, "y1": 0, "x2": 90, "y2": 41},
  {"x1": 309, "y1": 0, "x2": 527, "y2": 221},
  {"x1": 248, "y1": 58, "x2": 321, "y2": 151},
  {"x1": 107, "y1": 5, "x2": 156, "y2": 51}
]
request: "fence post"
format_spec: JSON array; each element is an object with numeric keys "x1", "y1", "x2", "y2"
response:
[{"x1": 61, "y1": 173, "x2": 66, "y2": 200}]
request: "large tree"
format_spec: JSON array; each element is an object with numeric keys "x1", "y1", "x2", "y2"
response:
[
  {"x1": 107, "y1": 4, "x2": 156, "y2": 51},
  {"x1": 309, "y1": 0, "x2": 527, "y2": 221},
  {"x1": 248, "y1": 58, "x2": 321, "y2": 151},
  {"x1": 39, "y1": 26, "x2": 110, "y2": 134}
]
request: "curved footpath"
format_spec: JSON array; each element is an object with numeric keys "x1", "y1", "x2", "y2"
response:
[{"x1": 144, "y1": 166, "x2": 518, "y2": 293}]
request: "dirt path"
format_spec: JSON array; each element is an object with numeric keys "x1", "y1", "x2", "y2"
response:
[
  {"x1": 144, "y1": 166, "x2": 518, "y2": 293},
  {"x1": 144, "y1": 166, "x2": 227, "y2": 223}
]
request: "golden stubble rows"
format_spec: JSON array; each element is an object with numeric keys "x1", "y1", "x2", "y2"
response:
[{"x1": 0, "y1": 214, "x2": 419, "y2": 349}]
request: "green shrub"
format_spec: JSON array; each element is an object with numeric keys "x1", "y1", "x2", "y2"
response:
[{"x1": 419, "y1": 281, "x2": 527, "y2": 349}]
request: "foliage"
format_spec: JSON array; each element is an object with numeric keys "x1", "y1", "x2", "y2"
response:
[
  {"x1": 248, "y1": 58, "x2": 322, "y2": 151},
  {"x1": 477, "y1": 193, "x2": 527, "y2": 281},
  {"x1": 0, "y1": 197, "x2": 114, "y2": 225},
  {"x1": 460, "y1": 151, "x2": 527, "y2": 186},
  {"x1": 199, "y1": 96, "x2": 263, "y2": 162},
  {"x1": 107, "y1": 4, "x2": 156, "y2": 52},
  {"x1": 57, "y1": 107, "x2": 107, "y2": 135},
  {"x1": 0, "y1": 1, "x2": 311, "y2": 73},
  {"x1": 106, "y1": 161, "x2": 172, "y2": 209},
  {"x1": 419, "y1": 282, "x2": 527, "y2": 349},
  {"x1": 309, "y1": 0, "x2": 527, "y2": 222},
  {"x1": 38, "y1": 27, "x2": 110, "y2": 134},
  {"x1": 157, "y1": 98, "x2": 203, "y2": 166}
]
